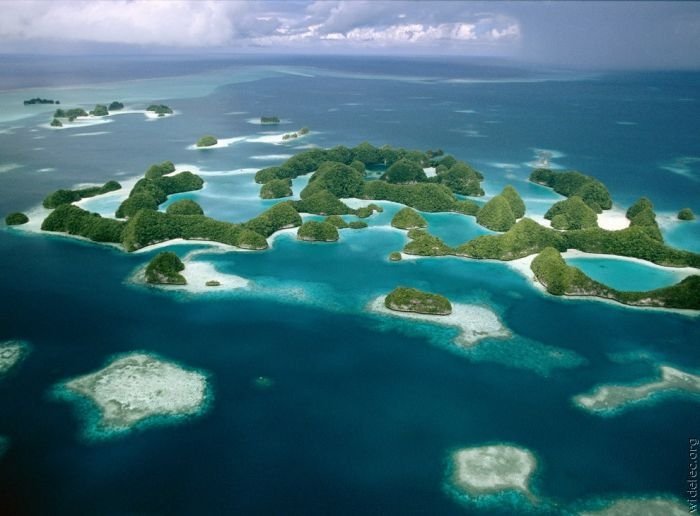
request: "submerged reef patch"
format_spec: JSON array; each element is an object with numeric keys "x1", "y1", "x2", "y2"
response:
[
  {"x1": 573, "y1": 365, "x2": 700, "y2": 415},
  {"x1": 0, "y1": 340, "x2": 30, "y2": 376},
  {"x1": 53, "y1": 352, "x2": 211, "y2": 440}
]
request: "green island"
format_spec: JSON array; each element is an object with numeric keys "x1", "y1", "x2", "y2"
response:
[
  {"x1": 24, "y1": 97, "x2": 59, "y2": 105},
  {"x1": 53, "y1": 107, "x2": 88, "y2": 122},
  {"x1": 53, "y1": 352, "x2": 210, "y2": 439},
  {"x1": 260, "y1": 178, "x2": 292, "y2": 199},
  {"x1": 282, "y1": 127, "x2": 310, "y2": 140},
  {"x1": 165, "y1": 199, "x2": 204, "y2": 216},
  {"x1": 260, "y1": 116, "x2": 280, "y2": 124},
  {"x1": 90, "y1": 104, "x2": 109, "y2": 117},
  {"x1": 297, "y1": 220, "x2": 339, "y2": 242},
  {"x1": 529, "y1": 168, "x2": 612, "y2": 212},
  {"x1": 147, "y1": 104, "x2": 173, "y2": 116},
  {"x1": 391, "y1": 207, "x2": 427, "y2": 229},
  {"x1": 678, "y1": 207, "x2": 696, "y2": 220},
  {"x1": 384, "y1": 286, "x2": 452, "y2": 315},
  {"x1": 544, "y1": 196, "x2": 598, "y2": 230},
  {"x1": 43, "y1": 180, "x2": 122, "y2": 209},
  {"x1": 196, "y1": 135, "x2": 218, "y2": 148},
  {"x1": 389, "y1": 251, "x2": 402, "y2": 261},
  {"x1": 23, "y1": 143, "x2": 700, "y2": 310},
  {"x1": 573, "y1": 364, "x2": 700, "y2": 415},
  {"x1": 145, "y1": 252, "x2": 186, "y2": 285},
  {"x1": 108, "y1": 101, "x2": 124, "y2": 111},
  {"x1": 5, "y1": 212, "x2": 29, "y2": 226},
  {"x1": 50, "y1": 118, "x2": 62, "y2": 127},
  {"x1": 530, "y1": 247, "x2": 700, "y2": 309}
]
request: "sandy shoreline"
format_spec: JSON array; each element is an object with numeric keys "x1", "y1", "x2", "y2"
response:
[{"x1": 367, "y1": 296, "x2": 510, "y2": 346}]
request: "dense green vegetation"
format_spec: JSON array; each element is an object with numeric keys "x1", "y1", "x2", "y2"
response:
[
  {"x1": 324, "y1": 215, "x2": 348, "y2": 228},
  {"x1": 43, "y1": 180, "x2": 122, "y2": 209},
  {"x1": 145, "y1": 252, "x2": 186, "y2": 285},
  {"x1": 501, "y1": 185, "x2": 526, "y2": 218},
  {"x1": 678, "y1": 208, "x2": 696, "y2": 221},
  {"x1": 403, "y1": 229, "x2": 452, "y2": 256},
  {"x1": 531, "y1": 247, "x2": 700, "y2": 309},
  {"x1": 294, "y1": 191, "x2": 355, "y2": 215},
  {"x1": 108, "y1": 101, "x2": 124, "y2": 111},
  {"x1": 260, "y1": 116, "x2": 280, "y2": 124},
  {"x1": 384, "y1": 286, "x2": 452, "y2": 315},
  {"x1": 243, "y1": 201, "x2": 302, "y2": 237},
  {"x1": 5, "y1": 212, "x2": 29, "y2": 225},
  {"x1": 196, "y1": 135, "x2": 218, "y2": 148},
  {"x1": 297, "y1": 221, "x2": 339, "y2": 242},
  {"x1": 116, "y1": 171, "x2": 203, "y2": 218},
  {"x1": 300, "y1": 162, "x2": 364, "y2": 199},
  {"x1": 435, "y1": 162, "x2": 484, "y2": 196},
  {"x1": 42, "y1": 204, "x2": 125, "y2": 243},
  {"x1": 562, "y1": 226, "x2": 700, "y2": 267},
  {"x1": 356, "y1": 204, "x2": 382, "y2": 218},
  {"x1": 50, "y1": 118, "x2": 62, "y2": 127},
  {"x1": 364, "y1": 181, "x2": 456, "y2": 212},
  {"x1": 165, "y1": 199, "x2": 204, "y2": 216},
  {"x1": 24, "y1": 98, "x2": 58, "y2": 105},
  {"x1": 381, "y1": 159, "x2": 427, "y2": 184},
  {"x1": 389, "y1": 251, "x2": 402, "y2": 261},
  {"x1": 144, "y1": 161, "x2": 176, "y2": 180},
  {"x1": 456, "y1": 218, "x2": 566, "y2": 260},
  {"x1": 260, "y1": 179, "x2": 293, "y2": 199},
  {"x1": 348, "y1": 221, "x2": 368, "y2": 229},
  {"x1": 391, "y1": 207, "x2": 427, "y2": 229},
  {"x1": 626, "y1": 198, "x2": 662, "y2": 241},
  {"x1": 147, "y1": 104, "x2": 173, "y2": 116},
  {"x1": 529, "y1": 169, "x2": 612, "y2": 211},
  {"x1": 544, "y1": 196, "x2": 598, "y2": 230},
  {"x1": 476, "y1": 195, "x2": 516, "y2": 232},
  {"x1": 90, "y1": 104, "x2": 108, "y2": 117},
  {"x1": 626, "y1": 197, "x2": 653, "y2": 219},
  {"x1": 53, "y1": 108, "x2": 88, "y2": 121}
]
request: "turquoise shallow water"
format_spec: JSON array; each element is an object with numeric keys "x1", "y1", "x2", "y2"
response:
[
  {"x1": 0, "y1": 56, "x2": 699, "y2": 515},
  {"x1": 566, "y1": 256, "x2": 687, "y2": 292}
]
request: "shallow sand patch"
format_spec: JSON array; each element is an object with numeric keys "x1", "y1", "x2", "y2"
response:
[
  {"x1": 450, "y1": 444, "x2": 538, "y2": 500},
  {"x1": 573, "y1": 365, "x2": 700, "y2": 415},
  {"x1": 368, "y1": 296, "x2": 509, "y2": 346},
  {"x1": 578, "y1": 496, "x2": 688, "y2": 515},
  {"x1": 187, "y1": 136, "x2": 247, "y2": 150},
  {"x1": 0, "y1": 340, "x2": 29, "y2": 375},
  {"x1": 597, "y1": 207, "x2": 630, "y2": 231},
  {"x1": 55, "y1": 352, "x2": 210, "y2": 438},
  {"x1": 246, "y1": 131, "x2": 309, "y2": 145}
]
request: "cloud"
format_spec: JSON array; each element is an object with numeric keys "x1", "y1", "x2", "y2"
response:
[
  {"x1": 0, "y1": 0, "x2": 520, "y2": 53},
  {"x1": 0, "y1": 0, "x2": 245, "y2": 47}
]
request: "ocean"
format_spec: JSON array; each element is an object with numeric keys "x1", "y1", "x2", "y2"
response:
[{"x1": 0, "y1": 55, "x2": 698, "y2": 515}]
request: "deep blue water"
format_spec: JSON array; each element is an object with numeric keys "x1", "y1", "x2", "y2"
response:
[{"x1": 0, "y1": 55, "x2": 698, "y2": 515}]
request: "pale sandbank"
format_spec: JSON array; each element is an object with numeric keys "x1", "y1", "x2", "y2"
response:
[
  {"x1": 0, "y1": 340, "x2": 29, "y2": 375},
  {"x1": 450, "y1": 444, "x2": 538, "y2": 500},
  {"x1": 579, "y1": 496, "x2": 688, "y2": 516},
  {"x1": 573, "y1": 365, "x2": 700, "y2": 415},
  {"x1": 368, "y1": 296, "x2": 510, "y2": 346},
  {"x1": 55, "y1": 352, "x2": 210, "y2": 437}
]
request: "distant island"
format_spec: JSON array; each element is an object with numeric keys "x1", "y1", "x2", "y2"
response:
[
  {"x1": 260, "y1": 116, "x2": 280, "y2": 124},
  {"x1": 147, "y1": 104, "x2": 173, "y2": 116},
  {"x1": 196, "y1": 135, "x2": 218, "y2": 148},
  {"x1": 5, "y1": 212, "x2": 29, "y2": 226},
  {"x1": 385, "y1": 286, "x2": 452, "y2": 315},
  {"x1": 24, "y1": 97, "x2": 59, "y2": 105}
]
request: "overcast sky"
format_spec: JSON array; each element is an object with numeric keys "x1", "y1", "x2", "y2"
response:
[{"x1": 1, "y1": 1, "x2": 699, "y2": 69}]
